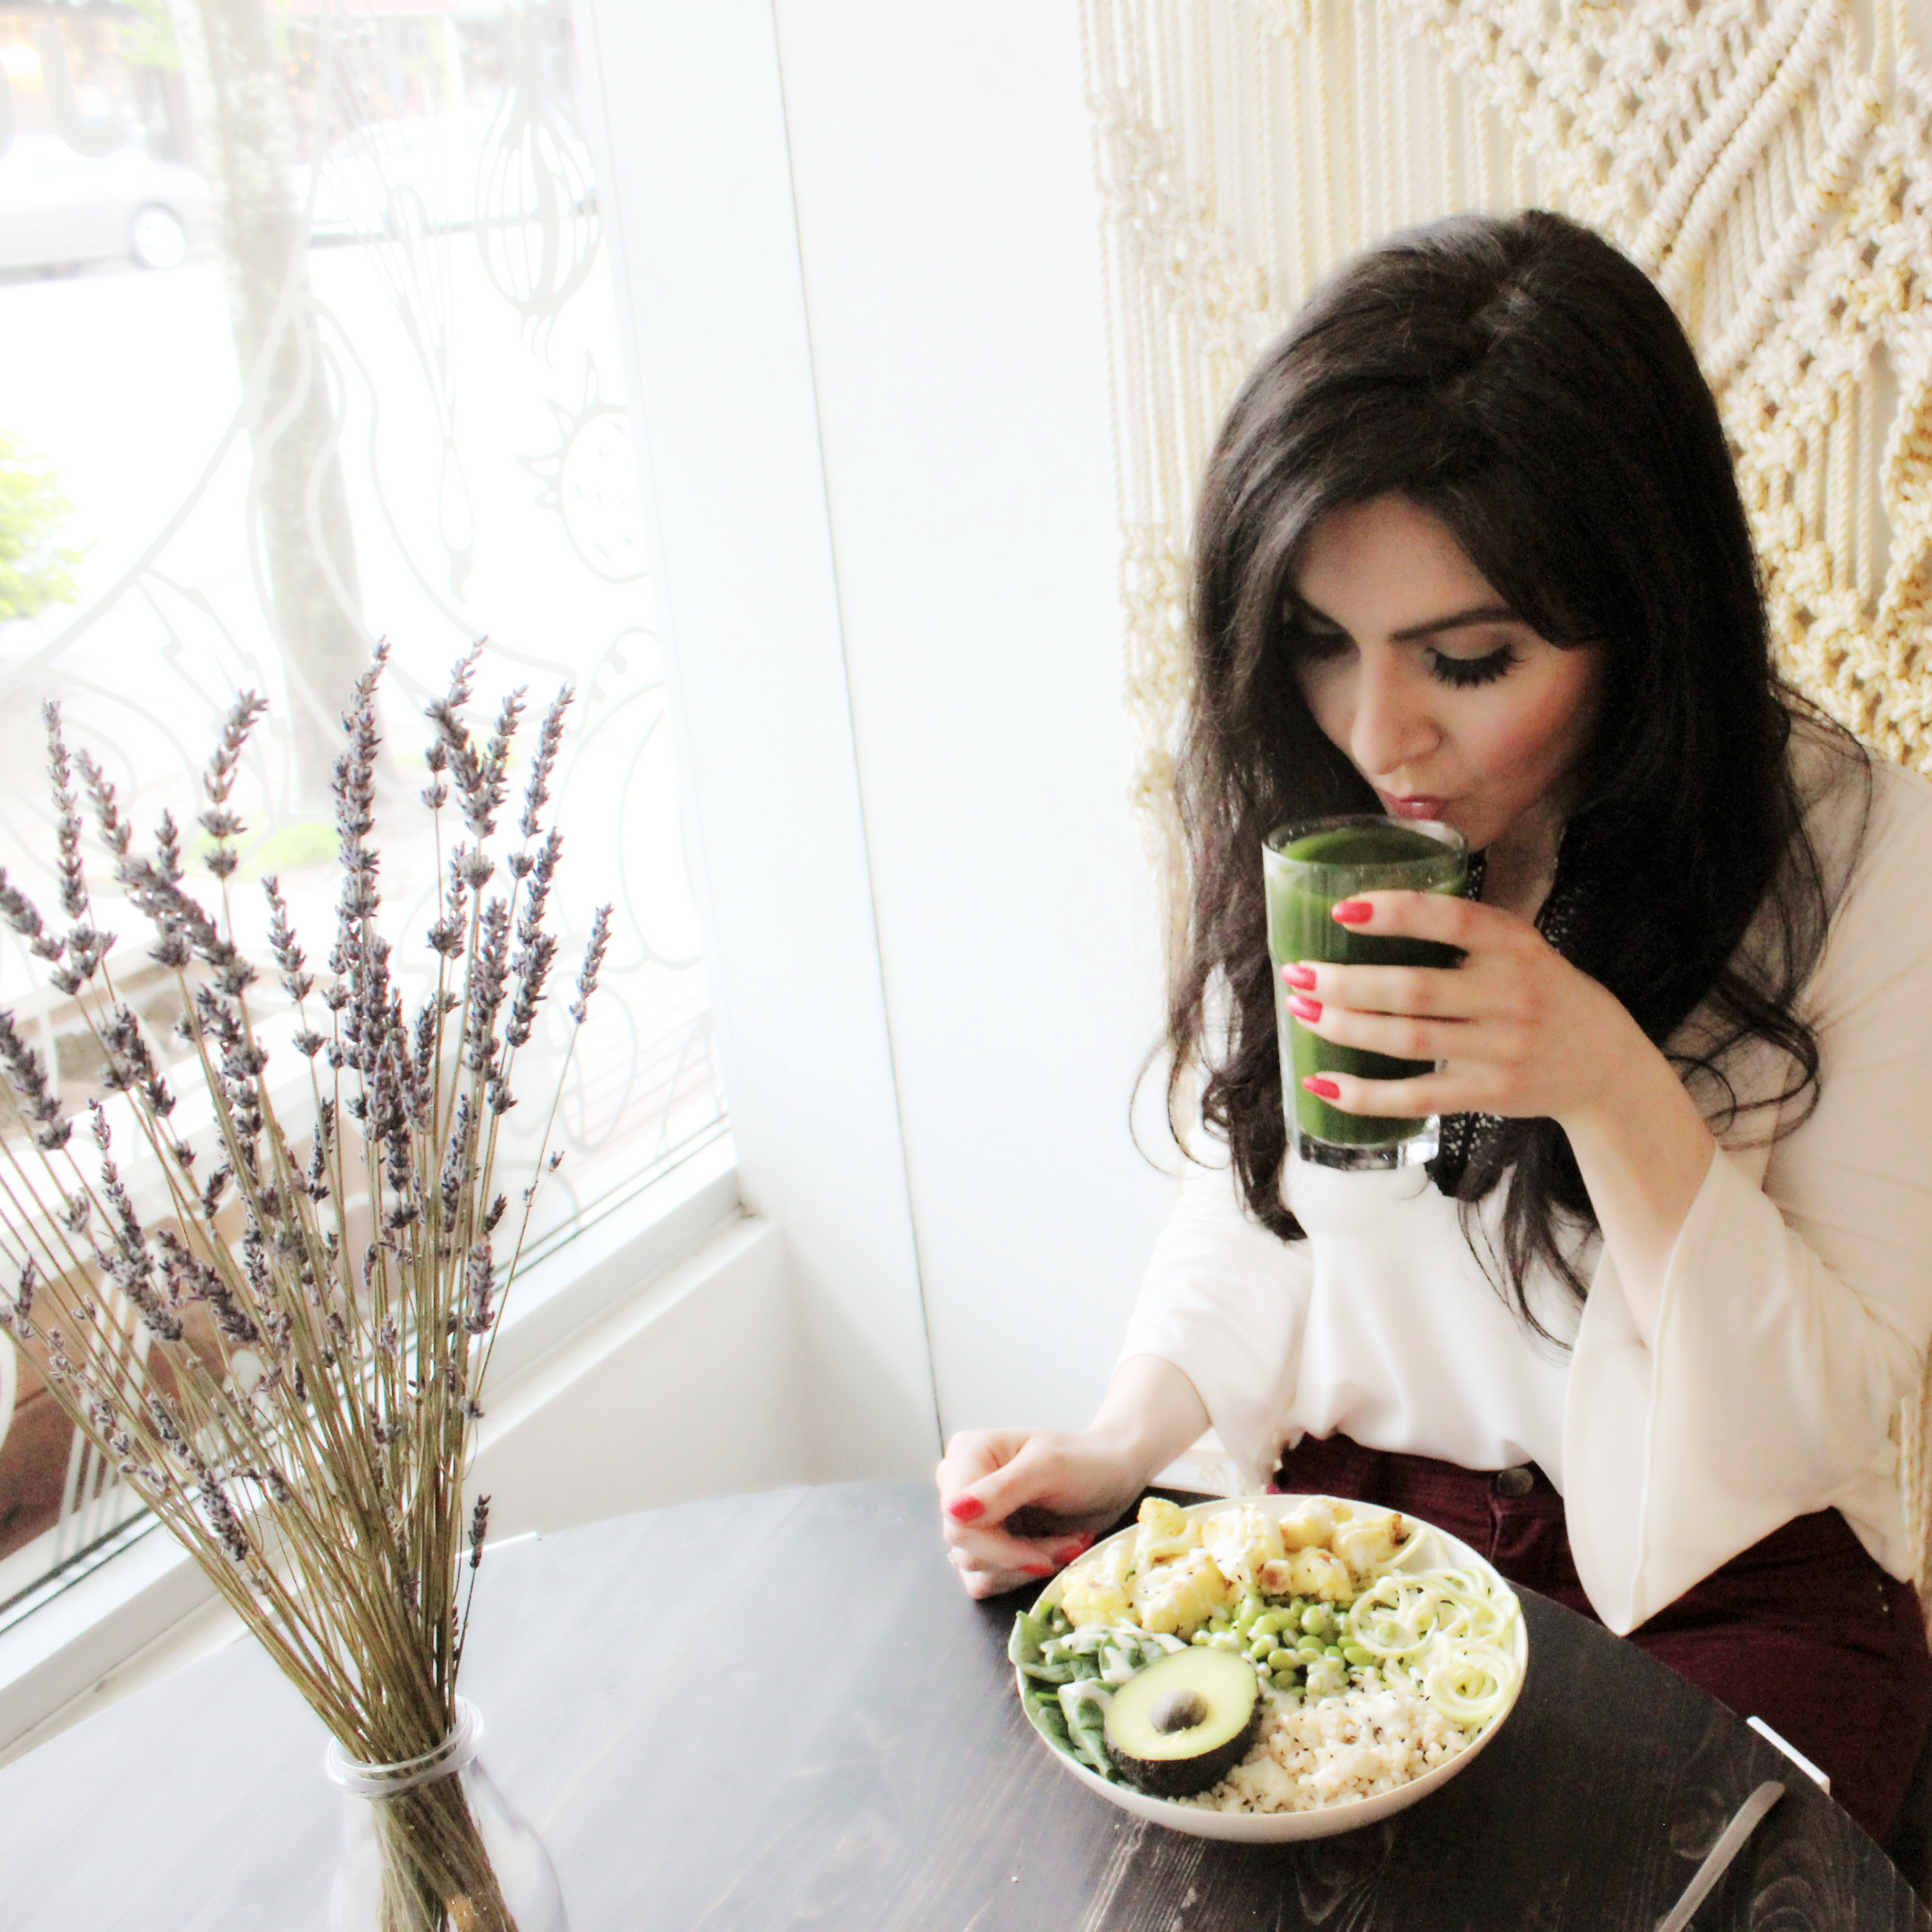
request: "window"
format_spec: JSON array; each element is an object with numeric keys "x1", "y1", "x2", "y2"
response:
[{"x1": 0, "y1": 0, "x2": 722, "y2": 1610}]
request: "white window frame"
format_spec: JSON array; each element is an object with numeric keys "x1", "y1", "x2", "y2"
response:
[{"x1": 0, "y1": 0, "x2": 962, "y2": 1750}]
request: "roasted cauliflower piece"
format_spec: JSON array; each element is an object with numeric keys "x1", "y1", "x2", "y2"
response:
[
  {"x1": 1271, "y1": 1546, "x2": 1353, "y2": 1602},
  {"x1": 1059, "y1": 1565, "x2": 1133, "y2": 1628},
  {"x1": 1201, "y1": 1503, "x2": 1286, "y2": 1591},
  {"x1": 1131, "y1": 1496, "x2": 1200, "y2": 1571},
  {"x1": 1278, "y1": 1497, "x2": 1343, "y2": 1550},
  {"x1": 1331, "y1": 1509, "x2": 1410, "y2": 1580},
  {"x1": 1130, "y1": 1547, "x2": 1231, "y2": 1636}
]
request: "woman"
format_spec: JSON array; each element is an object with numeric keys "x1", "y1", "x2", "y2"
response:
[{"x1": 935, "y1": 210, "x2": 1932, "y2": 1839}]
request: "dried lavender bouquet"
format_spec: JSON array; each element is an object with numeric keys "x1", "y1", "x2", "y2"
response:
[{"x1": 0, "y1": 645, "x2": 608, "y2": 1931}]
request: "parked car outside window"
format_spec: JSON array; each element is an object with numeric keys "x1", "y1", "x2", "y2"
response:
[{"x1": 0, "y1": 133, "x2": 211, "y2": 274}]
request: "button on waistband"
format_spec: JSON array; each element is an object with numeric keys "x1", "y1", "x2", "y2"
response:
[{"x1": 1494, "y1": 1465, "x2": 1537, "y2": 1498}]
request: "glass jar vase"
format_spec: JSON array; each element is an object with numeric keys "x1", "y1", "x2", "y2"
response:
[{"x1": 326, "y1": 1700, "x2": 569, "y2": 1932}]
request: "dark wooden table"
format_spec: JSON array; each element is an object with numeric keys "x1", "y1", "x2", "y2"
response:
[{"x1": 2, "y1": 1479, "x2": 1926, "y2": 1929}]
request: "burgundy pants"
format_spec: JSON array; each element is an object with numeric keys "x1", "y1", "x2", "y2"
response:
[{"x1": 1273, "y1": 1432, "x2": 1932, "y2": 1843}]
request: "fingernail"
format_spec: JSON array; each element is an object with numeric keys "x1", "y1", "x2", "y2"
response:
[
  {"x1": 1332, "y1": 899, "x2": 1373, "y2": 925},
  {"x1": 1281, "y1": 964, "x2": 1317, "y2": 990},
  {"x1": 1057, "y1": 1531, "x2": 1096, "y2": 1558},
  {"x1": 1025, "y1": 1560, "x2": 1057, "y2": 1577},
  {"x1": 1287, "y1": 993, "x2": 1322, "y2": 1022},
  {"x1": 1302, "y1": 1075, "x2": 1341, "y2": 1099},
  {"x1": 947, "y1": 1496, "x2": 984, "y2": 1523}
]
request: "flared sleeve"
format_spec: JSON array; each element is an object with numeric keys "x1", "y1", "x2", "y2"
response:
[
  {"x1": 1118, "y1": 1149, "x2": 1315, "y2": 1489},
  {"x1": 1565, "y1": 762, "x2": 1932, "y2": 1631}
]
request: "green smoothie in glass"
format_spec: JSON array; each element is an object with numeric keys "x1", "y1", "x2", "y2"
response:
[{"x1": 1262, "y1": 815, "x2": 1469, "y2": 1170}]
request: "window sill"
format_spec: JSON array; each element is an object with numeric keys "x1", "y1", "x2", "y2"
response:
[{"x1": 0, "y1": 1128, "x2": 744, "y2": 1765}]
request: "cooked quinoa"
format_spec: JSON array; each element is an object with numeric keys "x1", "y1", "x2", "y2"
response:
[{"x1": 1180, "y1": 1679, "x2": 1471, "y2": 1814}]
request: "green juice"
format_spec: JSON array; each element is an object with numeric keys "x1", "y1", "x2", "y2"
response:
[{"x1": 1263, "y1": 819, "x2": 1468, "y2": 1157}]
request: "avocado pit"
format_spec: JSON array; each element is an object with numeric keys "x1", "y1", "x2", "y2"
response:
[{"x1": 1150, "y1": 1688, "x2": 1209, "y2": 1734}]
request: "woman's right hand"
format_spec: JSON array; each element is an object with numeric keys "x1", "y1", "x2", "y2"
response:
[
  {"x1": 935, "y1": 1355, "x2": 1212, "y2": 1600},
  {"x1": 935, "y1": 1426, "x2": 1147, "y2": 1600}
]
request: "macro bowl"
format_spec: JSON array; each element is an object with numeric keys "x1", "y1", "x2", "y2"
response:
[{"x1": 1014, "y1": 1492, "x2": 1529, "y2": 1843}]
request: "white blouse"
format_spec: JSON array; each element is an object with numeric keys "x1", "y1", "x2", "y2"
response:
[{"x1": 1119, "y1": 750, "x2": 1932, "y2": 1635}]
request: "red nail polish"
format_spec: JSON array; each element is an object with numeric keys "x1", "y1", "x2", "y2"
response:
[
  {"x1": 948, "y1": 1495, "x2": 984, "y2": 1523},
  {"x1": 1332, "y1": 899, "x2": 1373, "y2": 925},
  {"x1": 1282, "y1": 964, "x2": 1317, "y2": 990},
  {"x1": 1287, "y1": 994, "x2": 1322, "y2": 1022},
  {"x1": 1025, "y1": 1560, "x2": 1057, "y2": 1577},
  {"x1": 1302, "y1": 1075, "x2": 1341, "y2": 1100}
]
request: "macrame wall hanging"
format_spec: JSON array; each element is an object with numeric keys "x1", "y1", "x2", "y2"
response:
[
  {"x1": 1079, "y1": 0, "x2": 1932, "y2": 1615},
  {"x1": 1083, "y1": 0, "x2": 1932, "y2": 852}
]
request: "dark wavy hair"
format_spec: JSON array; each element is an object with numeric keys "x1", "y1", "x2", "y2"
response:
[{"x1": 1168, "y1": 208, "x2": 1866, "y2": 1335}]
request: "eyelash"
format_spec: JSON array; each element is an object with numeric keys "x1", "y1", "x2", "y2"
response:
[
  {"x1": 1428, "y1": 645, "x2": 1521, "y2": 688},
  {"x1": 1290, "y1": 626, "x2": 1523, "y2": 690}
]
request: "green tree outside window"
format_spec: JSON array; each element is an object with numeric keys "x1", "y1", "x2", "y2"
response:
[{"x1": 0, "y1": 435, "x2": 85, "y2": 625}]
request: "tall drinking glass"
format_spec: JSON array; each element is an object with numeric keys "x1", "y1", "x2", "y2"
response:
[{"x1": 1263, "y1": 815, "x2": 1470, "y2": 1170}]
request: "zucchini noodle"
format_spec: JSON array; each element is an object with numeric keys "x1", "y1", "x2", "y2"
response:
[{"x1": 1344, "y1": 1567, "x2": 1522, "y2": 1731}]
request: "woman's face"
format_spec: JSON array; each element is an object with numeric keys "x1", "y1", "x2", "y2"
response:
[{"x1": 1289, "y1": 493, "x2": 1602, "y2": 860}]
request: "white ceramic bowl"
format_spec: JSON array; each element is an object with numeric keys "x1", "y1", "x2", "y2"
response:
[{"x1": 1015, "y1": 1492, "x2": 1529, "y2": 1842}]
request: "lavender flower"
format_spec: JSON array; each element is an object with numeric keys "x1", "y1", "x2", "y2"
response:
[
  {"x1": 43, "y1": 702, "x2": 86, "y2": 920},
  {"x1": 100, "y1": 1005, "x2": 174, "y2": 1117},
  {"x1": 0, "y1": 1259, "x2": 40, "y2": 1337},
  {"x1": 425, "y1": 646, "x2": 486, "y2": 828},
  {"x1": 515, "y1": 830, "x2": 562, "y2": 950},
  {"x1": 0, "y1": 1010, "x2": 70, "y2": 1150},
  {"x1": 199, "y1": 693, "x2": 268, "y2": 881},
  {"x1": 0, "y1": 867, "x2": 60, "y2": 964},
  {"x1": 519, "y1": 688, "x2": 573, "y2": 839},
  {"x1": 571, "y1": 904, "x2": 613, "y2": 1025},
  {"x1": 75, "y1": 749, "x2": 129, "y2": 861},
  {"x1": 503, "y1": 931, "x2": 557, "y2": 1051},
  {"x1": 464, "y1": 899, "x2": 511, "y2": 1071},
  {"x1": 440, "y1": 1093, "x2": 473, "y2": 1227},
  {"x1": 263, "y1": 877, "x2": 313, "y2": 1003},
  {"x1": 200, "y1": 1482, "x2": 250, "y2": 1564},
  {"x1": 463, "y1": 1241, "x2": 496, "y2": 1335}
]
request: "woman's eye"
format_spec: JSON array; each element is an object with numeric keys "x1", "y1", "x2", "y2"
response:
[{"x1": 1429, "y1": 644, "x2": 1520, "y2": 688}]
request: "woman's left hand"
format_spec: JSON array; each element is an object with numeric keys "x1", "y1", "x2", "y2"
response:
[{"x1": 1282, "y1": 890, "x2": 1637, "y2": 1129}]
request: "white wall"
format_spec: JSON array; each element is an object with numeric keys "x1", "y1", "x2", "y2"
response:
[
  {"x1": 582, "y1": 0, "x2": 1178, "y2": 1454},
  {"x1": 468, "y1": 1215, "x2": 805, "y2": 1538},
  {"x1": 771, "y1": 3, "x2": 1178, "y2": 1434},
  {"x1": 579, "y1": 0, "x2": 943, "y2": 1480}
]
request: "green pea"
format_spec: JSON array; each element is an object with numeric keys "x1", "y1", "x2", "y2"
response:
[
  {"x1": 1271, "y1": 1668, "x2": 1300, "y2": 1691},
  {"x1": 1249, "y1": 1635, "x2": 1277, "y2": 1662},
  {"x1": 1267, "y1": 1648, "x2": 1297, "y2": 1672},
  {"x1": 1324, "y1": 1644, "x2": 1345, "y2": 1661},
  {"x1": 1300, "y1": 1606, "x2": 1329, "y2": 1636},
  {"x1": 1208, "y1": 1615, "x2": 1232, "y2": 1634},
  {"x1": 1298, "y1": 1635, "x2": 1325, "y2": 1658},
  {"x1": 1191, "y1": 1630, "x2": 1211, "y2": 1645},
  {"x1": 1344, "y1": 1645, "x2": 1373, "y2": 1667}
]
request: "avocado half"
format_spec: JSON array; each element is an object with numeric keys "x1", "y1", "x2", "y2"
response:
[{"x1": 1103, "y1": 1647, "x2": 1263, "y2": 1798}]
